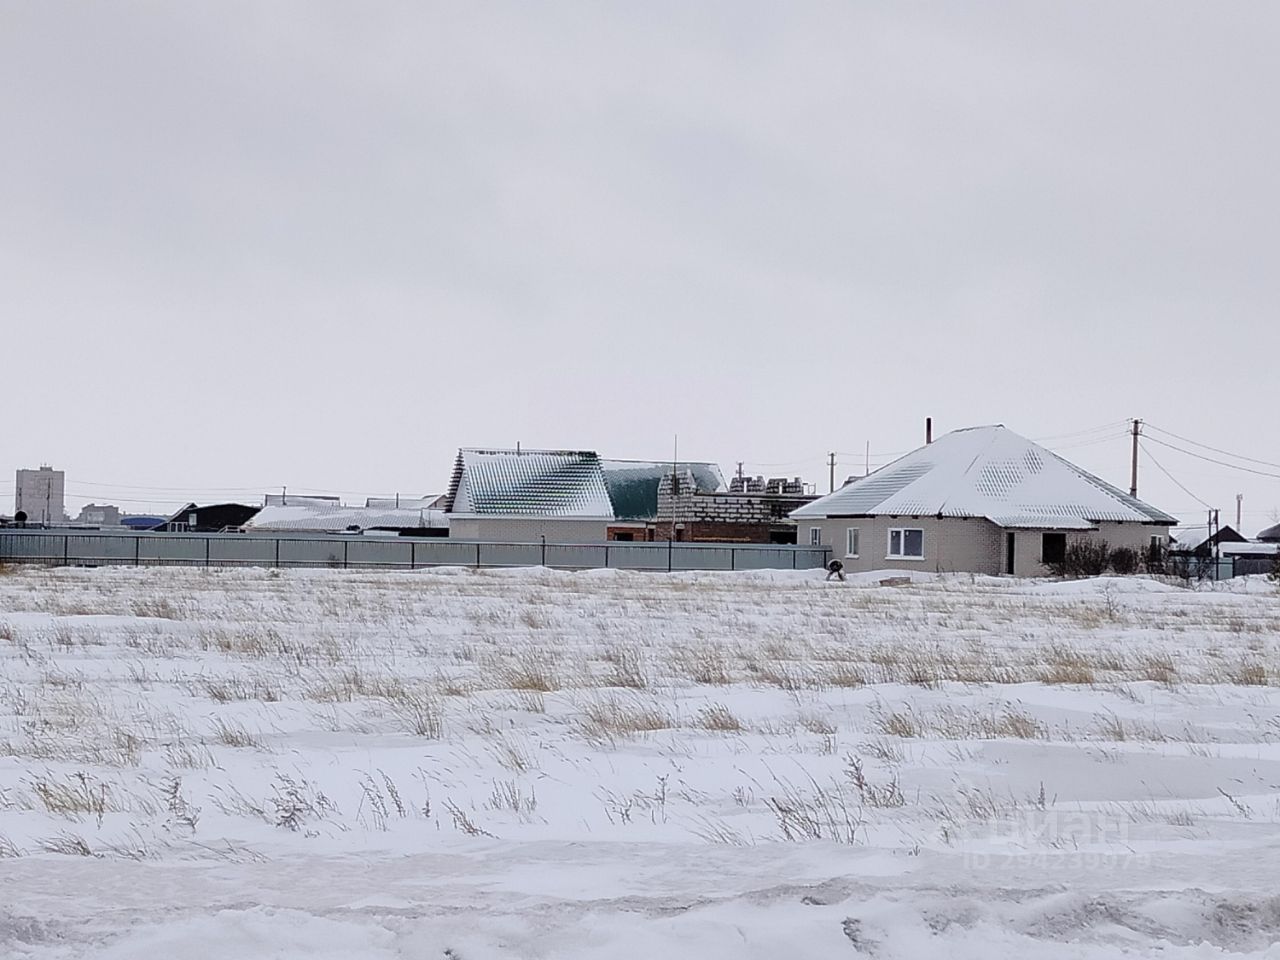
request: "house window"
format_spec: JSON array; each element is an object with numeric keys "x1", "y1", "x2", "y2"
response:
[
  {"x1": 809, "y1": 527, "x2": 822, "y2": 546},
  {"x1": 887, "y1": 528, "x2": 924, "y2": 559},
  {"x1": 1042, "y1": 533, "x2": 1067, "y2": 565},
  {"x1": 845, "y1": 527, "x2": 860, "y2": 557}
]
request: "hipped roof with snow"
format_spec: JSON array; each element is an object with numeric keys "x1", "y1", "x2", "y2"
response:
[
  {"x1": 791, "y1": 425, "x2": 1178, "y2": 528},
  {"x1": 444, "y1": 449, "x2": 615, "y2": 518}
]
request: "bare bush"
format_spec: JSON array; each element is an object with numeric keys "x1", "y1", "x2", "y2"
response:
[{"x1": 1047, "y1": 539, "x2": 1111, "y2": 578}]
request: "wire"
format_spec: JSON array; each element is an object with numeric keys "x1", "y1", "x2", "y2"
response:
[
  {"x1": 1139, "y1": 441, "x2": 1211, "y2": 508},
  {"x1": 1032, "y1": 420, "x2": 1130, "y2": 443},
  {"x1": 1048, "y1": 431, "x2": 1130, "y2": 451},
  {"x1": 1144, "y1": 423, "x2": 1280, "y2": 471},
  {"x1": 69, "y1": 480, "x2": 274, "y2": 492},
  {"x1": 1141, "y1": 435, "x2": 1280, "y2": 480}
]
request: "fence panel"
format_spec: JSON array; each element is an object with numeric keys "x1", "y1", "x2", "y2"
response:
[
  {"x1": 477, "y1": 542, "x2": 543, "y2": 567},
  {"x1": 545, "y1": 543, "x2": 611, "y2": 568},
  {"x1": 138, "y1": 535, "x2": 206, "y2": 566},
  {"x1": 346, "y1": 538, "x2": 414, "y2": 568},
  {"x1": 68, "y1": 535, "x2": 136, "y2": 565},
  {"x1": 0, "y1": 530, "x2": 830, "y2": 574}
]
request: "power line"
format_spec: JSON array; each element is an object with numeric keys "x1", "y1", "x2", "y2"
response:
[
  {"x1": 1049, "y1": 431, "x2": 1130, "y2": 451},
  {"x1": 69, "y1": 480, "x2": 274, "y2": 492},
  {"x1": 1142, "y1": 435, "x2": 1280, "y2": 481},
  {"x1": 1144, "y1": 423, "x2": 1280, "y2": 471},
  {"x1": 1139, "y1": 441, "x2": 1210, "y2": 508},
  {"x1": 1031, "y1": 420, "x2": 1130, "y2": 443}
]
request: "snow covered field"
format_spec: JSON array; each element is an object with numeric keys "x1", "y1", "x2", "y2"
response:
[{"x1": 2, "y1": 564, "x2": 1280, "y2": 958}]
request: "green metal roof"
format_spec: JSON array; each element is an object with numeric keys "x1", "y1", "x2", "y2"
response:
[{"x1": 601, "y1": 460, "x2": 725, "y2": 521}]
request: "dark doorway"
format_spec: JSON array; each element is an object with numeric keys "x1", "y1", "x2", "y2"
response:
[
  {"x1": 1042, "y1": 533, "x2": 1066, "y2": 566},
  {"x1": 1006, "y1": 532, "x2": 1016, "y2": 574}
]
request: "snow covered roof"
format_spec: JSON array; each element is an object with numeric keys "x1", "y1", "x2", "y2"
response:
[
  {"x1": 1258, "y1": 522, "x2": 1280, "y2": 543},
  {"x1": 245, "y1": 503, "x2": 447, "y2": 532},
  {"x1": 791, "y1": 425, "x2": 1178, "y2": 528},
  {"x1": 444, "y1": 449, "x2": 615, "y2": 518},
  {"x1": 1170, "y1": 524, "x2": 1248, "y2": 553},
  {"x1": 365, "y1": 495, "x2": 446, "y2": 511},
  {"x1": 1171, "y1": 526, "x2": 1211, "y2": 552}
]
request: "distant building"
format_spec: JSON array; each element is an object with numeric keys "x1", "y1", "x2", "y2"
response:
[
  {"x1": 1170, "y1": 524, "x2": 1248, "y2": 555},
  {"x1": 245, "y1": 501, "x2": 448, "y2": 535},
  {"x1": 121, "y1": 515, "x2": 167, "y2": 530},
  {"x1": 15, "y1": 466, "x2": 66, "y2": 525},
  {"x1": 154, "y1": 502, "x2": 260, "y2": 532},
  {"x1": 262, "y1": 494, "x2": 340, "y2": 507},
  {"x1": 74, "y1": 503, "x2": 122, "y2": 527}
]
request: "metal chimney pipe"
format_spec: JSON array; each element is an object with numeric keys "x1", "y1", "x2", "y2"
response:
[{"x1": 926, "y1": 417, "x2": 933, "y2": 444}]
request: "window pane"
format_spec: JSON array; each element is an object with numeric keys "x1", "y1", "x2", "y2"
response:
[
  {"x1": 810, "y1": 528, "x2": 821, "y2": 546},
  {"x1": 903, "y1": 529, "x2": 923, "y2": 557},
  {"x1": 890, "y1": 530, "x2": 902, "y2": 555},
  {"x1": 847, "y1": 528, "x2": 859, "y2": 556}
]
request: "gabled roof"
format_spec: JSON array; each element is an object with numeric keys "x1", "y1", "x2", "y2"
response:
[
  {"x1": 1258, "y1": 522, "x2": 1280, "y2": 543},
  {"x1": 791, "y1": 425, "x2": 1178, "y2": 528},
  {"x1": 1170, "y1": 524, "x2": 1248, "y2": 553},
  {"x1": 601, "y1": 459, "x2": 725, "y2": 521},
  {"x1": 443, "y1": 449, "x2": 615, "y2": 518}
]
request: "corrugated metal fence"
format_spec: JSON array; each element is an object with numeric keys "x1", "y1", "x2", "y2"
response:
[{"x1": 0, "y1": 530, "x2": 831, "y2": 573}]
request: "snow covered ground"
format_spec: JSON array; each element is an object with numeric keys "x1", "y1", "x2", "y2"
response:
[{"x1": 1, "y1": 564, "x2": 1279, "y2": 958}]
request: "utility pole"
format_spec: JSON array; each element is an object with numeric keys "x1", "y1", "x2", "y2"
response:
[
  {"x1": 1129, "y1": 419, "x2": 1142, "y2": 498},
  {"x1": 827, "y1": 452, "x2": 836, "y2": 494},
  {"x1": 669, "y1": 434, "x2": 679, "y2": 541}
]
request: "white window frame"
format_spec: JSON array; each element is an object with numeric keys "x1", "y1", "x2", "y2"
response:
[
  {"x1": 809, "y1": 527, "x2": 822, "y2": 546},
  {"x1": 886, "y1": 527, "x2": 924, "y2": 560},
  {"x1": 845, "y1": 527, "x2": 860, "y2": 558}
]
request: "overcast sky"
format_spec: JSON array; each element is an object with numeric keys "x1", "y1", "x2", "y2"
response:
[{"x1": 2, "y1": 3, "x2": 1277, "y2": 528}]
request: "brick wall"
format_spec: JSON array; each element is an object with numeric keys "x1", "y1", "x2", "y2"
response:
[{"x1": 655, "y1": 472, "x2": 815, "y2": 543}]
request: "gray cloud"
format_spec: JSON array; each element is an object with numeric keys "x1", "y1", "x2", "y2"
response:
[{"x1": 2, "y1": 2, "x2": 1276, "y2": 525}]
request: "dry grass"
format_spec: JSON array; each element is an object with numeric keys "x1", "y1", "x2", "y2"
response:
[
  {"x1": 579, "y1": 694, "x2": 673, "y2": 740},
  {"x1": 27, "y1": 772, "x2": 110, "y2": 821},
  {"x1": 874, "y1": 704, "x2": 1047, "y2": 741},
  {"x1": 695, "y1": 703, "x2": 744, "y2": 733},
  {"x1": 494, "y1": 653, "x2": 561, "y2": 693},
  {"x1": 210, "y1": 718, "x2": 264, "y2": 749}
]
